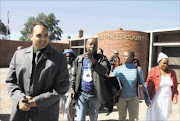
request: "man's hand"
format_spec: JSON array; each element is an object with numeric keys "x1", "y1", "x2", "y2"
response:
[
  {"x1": 70, "y1": 89, "x2": 75, "y2": 100},
  {"x1": 113, "y1": 89, "x2": 121, "y2": 99},
  {"x1": 18, "y1": 96, "x2": 31, "y2": 111},
  {"x1": 173, "y1": 98, "x2": 178, "y2": 104},
  {"x1": 147, "y1": 104, "x2": 151, "y2": 108},
  {"x1": 83, "y1": 53, "x2": 96, "y2": 64},
  {"x1": 70, "y1": 89, "x2": 76, "y2": 109},
  {"x1": 83, "y1": 52, "x2": 93, "y2": 59},
  {"x1": 28, "y1": 98, "x2": 37, "y2": 107}
]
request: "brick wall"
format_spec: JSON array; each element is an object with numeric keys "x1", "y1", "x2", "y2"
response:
[
  {"x1": 0, "y1": 40, "x2": 69, "y2": 67},
  {"x1": 98, "y1": 30, "x2": 149, "y2": 78}
]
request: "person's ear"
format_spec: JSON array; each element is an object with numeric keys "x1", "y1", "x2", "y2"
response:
[{"x1": 30, "y1": 34, "x2": 33, "y2": 42}]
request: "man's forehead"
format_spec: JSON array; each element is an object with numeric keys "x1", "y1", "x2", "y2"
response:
[
  {"x1": 66, "y1": 53, "x2": 71, "y2": 55},
  {"x1": 87, "y1": 38, "x2": 97, "y2": 43},
  {"x1": 33, "y1": 25, "x2": 48, "y2": 31},
  {"x1": 123, "y1": 52, "x2": 130, "y2": 55}
]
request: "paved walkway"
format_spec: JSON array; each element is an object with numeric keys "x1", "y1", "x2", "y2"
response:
[{"x1": 0, "y1": 68, "x2": 180, "y2": 121}]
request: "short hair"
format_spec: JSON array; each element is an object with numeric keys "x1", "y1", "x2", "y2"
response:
[
  {"x1": 98, "y1": 48, "x2": 103, "y2": 55},
  {"x1": 30, "y1": 21, "x2": 48, "y2": 34},
  {"x1": 86, "y1": 38, "x2": 97, "y2": 45},
  {"x1": 129, "y1": 51, "x2": 134, "y2": 58}
]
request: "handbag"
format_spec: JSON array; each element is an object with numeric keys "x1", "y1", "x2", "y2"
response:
[{"x1": 136, "y1": 68, "x2": 147, "y2": 100}]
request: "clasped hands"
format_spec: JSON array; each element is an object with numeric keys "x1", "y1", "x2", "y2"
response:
[{"x1": 18, "y1": 96, "x2": 37, "y2": 111}]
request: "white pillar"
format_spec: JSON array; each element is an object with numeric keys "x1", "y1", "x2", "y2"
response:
[
  {"x1": 148, "y1": 32, "x2": 153, "y2": 72},
  {"x1": 83, "y1": 39, "x2": 86, "y2": 54}
]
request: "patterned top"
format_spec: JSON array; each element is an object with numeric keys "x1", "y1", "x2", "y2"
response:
[{"x1": 112, "y1": 63, "x2": 145, "y2": 98}]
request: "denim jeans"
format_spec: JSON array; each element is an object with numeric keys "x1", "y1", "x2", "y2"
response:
[{"x1": 76, "y1": 91, "x2": 99, "y2": 121}]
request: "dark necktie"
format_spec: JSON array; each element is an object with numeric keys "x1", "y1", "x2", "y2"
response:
[{"x1": 35, "y1": 51, "x2": 41, "y2": 65}]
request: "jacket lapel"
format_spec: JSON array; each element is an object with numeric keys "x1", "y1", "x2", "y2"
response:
[
  {"x1": 155, "y1": 66, "x2": 162, "y2": 89},
  {"x1": 38, "y1": 45, "x2": 54, "y2": 63},
  {"x1": 75, "y1": 55, "x2": 83, "y2": 92},
  {"x1": 167, "y1": 68, "x2": 172, "y2": 77},
  {"x1": 167, "y1": 68, "x2": 174, "y2": 89},
  {"x1": 24, "y1": 46, "x2": 33, "y2": 76},
  {"x1": 24, "y1": 46, "x2": 33, "y2": 94},
  {"x1": 77, "y1": 55, "x2": 83, "y2": 75}
]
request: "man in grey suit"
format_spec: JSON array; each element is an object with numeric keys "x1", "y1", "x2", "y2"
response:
[{"x1": 6, "y1": 21, "x2": 69, "y2": 121}]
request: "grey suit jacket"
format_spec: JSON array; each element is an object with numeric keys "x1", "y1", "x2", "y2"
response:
[{"x1": 6, "y1": 45, "x2": 69, "y2": 121}]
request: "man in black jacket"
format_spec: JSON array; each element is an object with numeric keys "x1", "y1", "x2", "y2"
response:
[
  {"x1": 70, "y1": 38, "x2": 110, "y2": 121},
  {"x1": 109, "y1": 50, "x2": 120, "y2": 72}
]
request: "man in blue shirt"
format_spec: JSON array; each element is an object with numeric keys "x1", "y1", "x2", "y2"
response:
[
  {"x1": 111, "y1": 51, "x2": 151, "y2": 121},
  {"x1": 70, "y1": 38, "x2": 109, "y2": 121}
]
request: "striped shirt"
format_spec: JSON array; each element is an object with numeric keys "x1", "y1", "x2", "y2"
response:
[{"x1": 111, "y1": 63, "x2": 145, "y2": 98}]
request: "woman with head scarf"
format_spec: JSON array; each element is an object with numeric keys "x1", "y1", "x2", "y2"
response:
[
  {"x1": 59, "y1": 49, "x2": 76, "y2": 121},
  {"x1": 146, "y1": 52, "x2": 179, "y2": 121}
]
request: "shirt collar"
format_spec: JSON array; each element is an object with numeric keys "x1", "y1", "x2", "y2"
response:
[{"x1": 33, "y1": 46, "x2": 46, "y2": 54}]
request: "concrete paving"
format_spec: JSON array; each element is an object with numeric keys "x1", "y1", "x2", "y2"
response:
[{"x1": 0, "y1": 68, "x2": 180, "y2": 121}]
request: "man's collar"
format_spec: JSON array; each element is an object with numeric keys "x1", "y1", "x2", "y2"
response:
[{"x1": 33, "y1": 45, "x2": 47, "y2": 54}]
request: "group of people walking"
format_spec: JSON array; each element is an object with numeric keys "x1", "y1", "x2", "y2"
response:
[{"x1": 5, "y1": 21, "x2": 178, "y2": 121}]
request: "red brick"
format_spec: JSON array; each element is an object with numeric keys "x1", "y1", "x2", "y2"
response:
[
  {"x1": 98, "y1": 30, "x2": 149, "y2": 78},
  {"x1": 0, "y1": 40, "x2": 69, "y2": 67}
]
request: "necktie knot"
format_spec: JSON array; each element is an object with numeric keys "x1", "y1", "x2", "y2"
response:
[{"x1": 35, "y1": 51, "x2": 41, "y2": 64}]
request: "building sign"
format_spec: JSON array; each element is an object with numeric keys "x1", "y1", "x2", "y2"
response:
[{"x1": 98, "y1": 34, "x2": 144, "y2": 41}]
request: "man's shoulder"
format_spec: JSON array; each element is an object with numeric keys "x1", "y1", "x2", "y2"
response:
[
  {"x1": 15, "y1": 46, "x2": 32, "y2": 55},
  {"x1": 47, "y1": 45, "x2": 64, "y2": 57},
  {"x1": 77, "y1": 54, "x2": 83, "y2": 58},
  {"x1": 74, "y1": 54, "x2": 83, "y2": 62},
  {"x1": 110, "y1": 55, "x2": 115, "y2": 58},
  {"x1": 96, "y1": 54, "x2": 107, "y2": 60},
  {"x1": 102, "y1": 55, "x2": 108, "y2": 59},
  {"x1": 52, "y1": 48, "x2": 63, "y2": 56},
  {"x1": 76, "y1": 54, "x2": 83, "y2": 59}
]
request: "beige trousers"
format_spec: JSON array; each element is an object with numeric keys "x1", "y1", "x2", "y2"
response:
[{"x1": 116, "y1": 97, "x2": 139, "y2": 121}]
